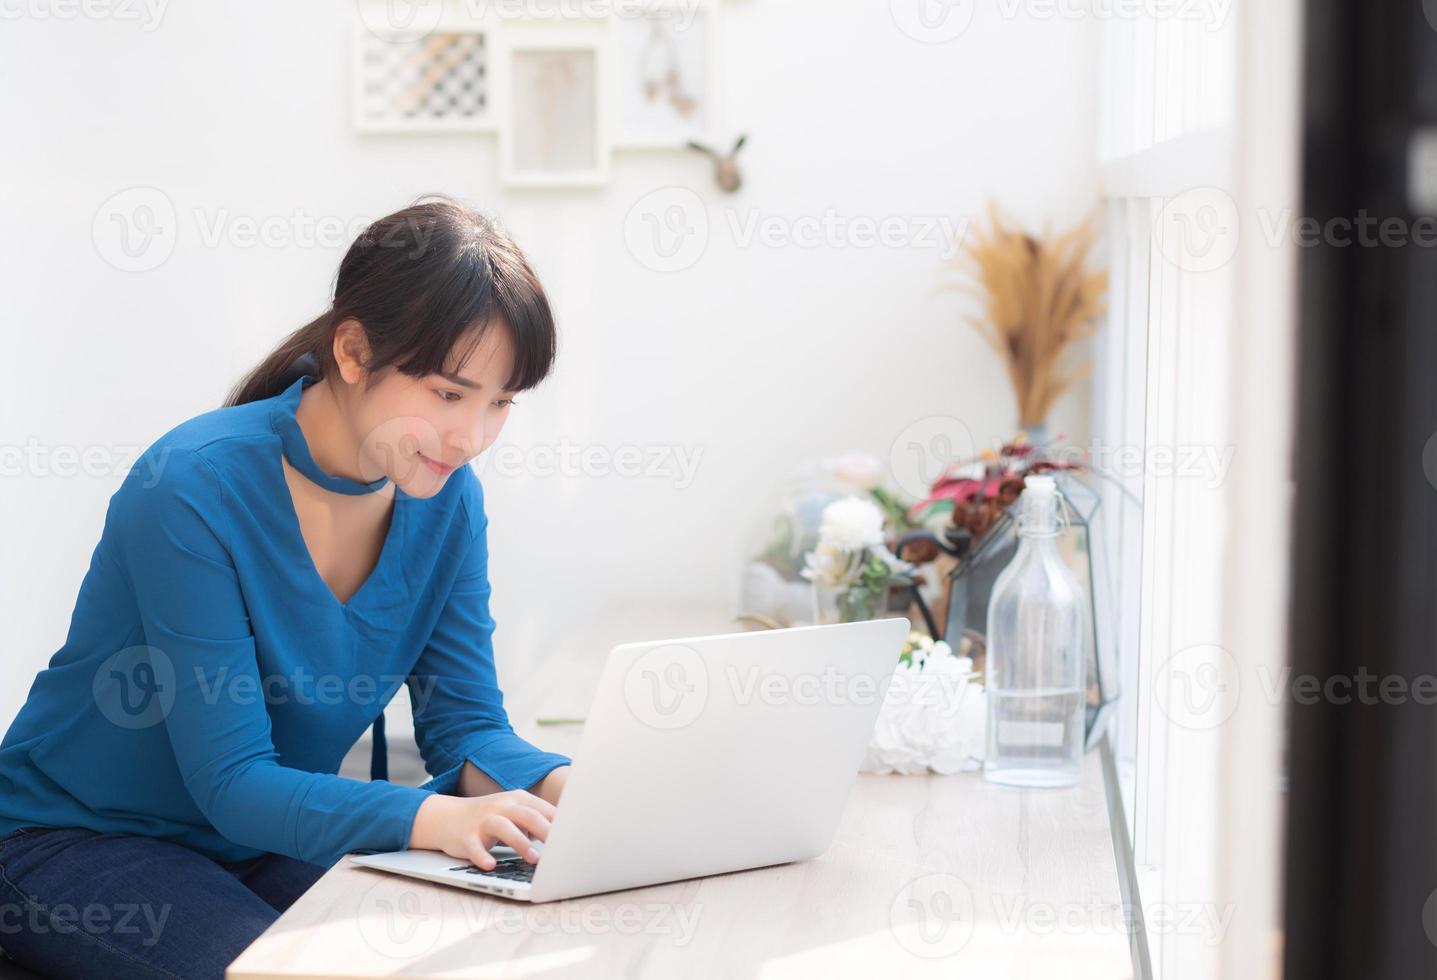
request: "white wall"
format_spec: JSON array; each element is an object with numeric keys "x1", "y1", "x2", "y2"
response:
[{"x1": 0, "y1": 0, "x2": 1097, "y2": 732}]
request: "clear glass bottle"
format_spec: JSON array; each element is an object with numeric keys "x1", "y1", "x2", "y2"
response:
[{"x1": 982, "y1": 475, "x2": 1087, "y2": 788}]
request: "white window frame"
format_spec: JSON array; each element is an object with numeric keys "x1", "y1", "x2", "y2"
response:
[{"x1": 1093, "y1": 3, "x2": 1299, "y2": 978}]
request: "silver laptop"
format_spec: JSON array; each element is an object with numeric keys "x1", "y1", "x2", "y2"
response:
[{"x1": 350, "y1": 617, "x2": 908, "y2": 903}]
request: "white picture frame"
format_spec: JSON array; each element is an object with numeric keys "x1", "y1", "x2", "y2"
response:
[
  {"x1": 352, "y1": 2, "x2": 718, "y2": 182},
  {"x1": 351, "y1": 13, "x2": 498, "y2": 136},
  {"x1": 496, "y1": 24, "x2": 611, "y2": 188},
  {"x1": 611, "y1": 0, "x2": 722, "y2": 150}
]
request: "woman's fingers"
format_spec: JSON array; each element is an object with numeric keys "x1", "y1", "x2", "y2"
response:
[
  {"x1": 480, "y1": 814, "x2": 541, "y2": 862},
  {"x1": 504, "y1": 789, "x2": 557, "y2": 821},
  {"x1": 505, "y1": 805, "x2": 553, "y2": 846},
  {"x1": 459, "y1": 788, "x2": 560, "y2": 869},
  {"x1": 467, "y1": 842, "x2": 499, "y2": 871}
]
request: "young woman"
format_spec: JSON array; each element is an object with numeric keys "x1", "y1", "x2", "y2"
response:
[{"x1": 0, "y1": 196, "x2": 572, "y2": 979}]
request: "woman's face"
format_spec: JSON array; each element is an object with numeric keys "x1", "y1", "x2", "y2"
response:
[{"x1": 344, "y1": 323, "x2": 519, "y2": 499}]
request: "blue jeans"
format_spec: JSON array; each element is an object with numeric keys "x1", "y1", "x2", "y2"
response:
[{"x1": 0, "y1": 825, "x2": 329, "y2": 979}]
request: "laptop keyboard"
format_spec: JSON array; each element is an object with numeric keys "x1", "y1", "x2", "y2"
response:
[{"x1": 449, "y1": 857, "x2": 537, "y2": 882}]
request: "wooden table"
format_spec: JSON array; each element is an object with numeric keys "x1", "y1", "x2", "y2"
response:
[{"x1": 228, "y1": 602, "x2": 1133, "y2": 979}]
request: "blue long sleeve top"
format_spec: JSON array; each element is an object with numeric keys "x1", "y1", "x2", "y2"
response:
[{"x1": 0, "y1": 369, "x2": 571, "y2": 868}]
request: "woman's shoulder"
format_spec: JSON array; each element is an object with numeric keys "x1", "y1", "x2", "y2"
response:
[
  {"x1": 146, "y1": 394, "x2": 277, "y2": 459},
  {"x1": 116, "y1": 395, "x2": 280, "y2": 504}
]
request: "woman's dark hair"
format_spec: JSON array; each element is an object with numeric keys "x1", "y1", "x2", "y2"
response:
[{"x1": 223, "y1": 194, "x2": 556, "y2": 407}]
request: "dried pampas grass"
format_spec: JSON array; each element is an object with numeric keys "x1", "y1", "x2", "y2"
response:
[{"x1": 942, "y1": 203, "x2": 1108, "y2": 428}]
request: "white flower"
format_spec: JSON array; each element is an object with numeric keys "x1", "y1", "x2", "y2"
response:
[
  {"x1": 816, "y1": 496, "x2": 885, "y2": 553},
  {"x1": 799, "y1": 542, "x2": 856, "y2": 588},
  {"x1": 859, "y1": 647, "x2": 986, "y2": 776}
]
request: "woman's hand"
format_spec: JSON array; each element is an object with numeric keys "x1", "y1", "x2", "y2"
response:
[{"x1": 407, "y1": 790, "x2": 556, "y2": 871}]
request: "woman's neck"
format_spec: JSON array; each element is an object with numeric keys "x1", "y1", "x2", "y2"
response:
[{"x1": 294, "y1": 376, "x2": 369, "y2": 484}]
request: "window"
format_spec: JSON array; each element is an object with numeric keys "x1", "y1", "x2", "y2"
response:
[{"x1": 1094, "y1": 8, "x2": 1242, "y2": 978}]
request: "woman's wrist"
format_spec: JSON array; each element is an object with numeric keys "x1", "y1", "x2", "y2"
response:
[
  {"x1": 455, "y1": 760, "x2": 570, "y2": 803},
  {"x1": 457, "y1": 760, "x2": 502, "y2": 797},
  {"x1": 408, "y1": 793, "x2": 458, "y2": 850}
]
